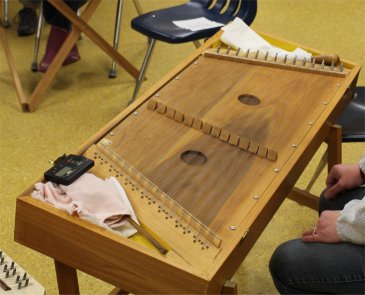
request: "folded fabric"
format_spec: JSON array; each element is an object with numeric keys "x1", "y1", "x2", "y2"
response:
[
  {"x1": 220, "y1": 18, "x2": 312, "y2": 61},
  {"x1": 31, "y1": 173, "x2": 138, "y2": 237}
]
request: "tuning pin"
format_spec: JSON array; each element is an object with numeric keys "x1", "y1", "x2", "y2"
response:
[
  {"x1": 312, "y1": 58, "x2": 316, "y2": 68},
  {"x1": 264, "y1": 51, "x2": 269, "y2": 61},
  {"x1": 16, "y1": 274, "x2": 20, "y2": 283},
  {"x1": 303, "y1": 57, "x2": 307, "y2": 66},
  {"x1": 293, "y1": 55, "x2": 297, "y2": 65},
  {"x1": 5, "y1": 270, "x2": 9, "y2": 278},
  {"x1": 255, "y1": 50, "x2": 259, "y2": 59},
  {"x1": 10, "y1": 261, "x2": 15, "y2": 269},
  {"x1": 236, "y1": 47, "x2": 240, "y2": 56},
  {"x1": 0, "y1": 257, "x2": 4, "y2": 265},
  {"x1": 274, "y1": 52, "x2": 278, "y2": 62},
  {"x1": 12, "y1": 267, "x2": 16, "y2": 276},
  {"x1": 18, "y1": 281, "x2": 22, "y2": 289},
  {"x1": 330, "y1": 60, "x2": 335, "y2": 71},
  {"x1": 22, "y1": 272, "x2": 27, "y2": 280},
  {"x1": 3, "y1": 264, "x2": 8, "y2": 272},
  {"x1": 283, "y1": 54, "x2": 288, "y2": 64},
  {"x1": 25, "y1": 278, "x2": 29, "y2": 287},
  {"x1": 226, "y1": 45, "x2": 231, "y2": 55},
  {"x1": 321, "y1": 59, "x2": 325, "y2": 69},
  {"x1": 339, "y1": 62, "x2": 344, "y2": 72},
  {"x1": 217, "y1": 43, "x2": 221, "y2": 53},
  {"x1": 245, "y1": 48, "x2": 250, "y2": 58}
]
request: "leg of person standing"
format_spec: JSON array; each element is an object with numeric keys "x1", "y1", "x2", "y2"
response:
[{"x1": 39, "y1": 0, "x2": 87, "y2": 72}]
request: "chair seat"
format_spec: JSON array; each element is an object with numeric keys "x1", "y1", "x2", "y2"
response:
[
  {"x1": 337, "y1": 86, "x2": 365, "y2": 142},
  {"x1": 131, "y1": 2, "x2": 233, "y2": 44}
]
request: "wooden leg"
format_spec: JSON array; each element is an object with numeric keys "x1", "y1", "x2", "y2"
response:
[
  {"x1": 326, "y1": 124, "x2": 342, "y2": 172},
  {"x1": 0, "y1": 16, "x2": 28, "y2": 111},
  {"x1": 287, "y1": 187, "x2": 319, "y2": 211},
  {"x1": 27, "y1": 0, "x2": 140, "y2": 112},
  {"x1": 54, "y1": 260, "x2": 80, "y2": 295},
  {"x1": 27, "y1": 0, "x2": 100, "y2": 112},
  {"x1": 109, "y1": 287, "x2": 129, "y2": 295},
  {"x1": 48, "y1": 0, "x2": 139, "y2": 79},
  {"x1": 222, "y1": 280, "x2": 238, "y2": 295}
]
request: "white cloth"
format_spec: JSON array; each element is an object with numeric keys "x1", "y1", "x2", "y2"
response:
[
  {"x1": 173, "y1": 17, "x2": 224, "y2": 32},
  {"x1": 220, "y1": 18, "x2": 312, "y2": 61},
  {"x1": 31, "y1": 173, "x2": 138, "y2": 237},
  {"x1": 336, "y1": 156, "x2": 365, "y2": 244}
]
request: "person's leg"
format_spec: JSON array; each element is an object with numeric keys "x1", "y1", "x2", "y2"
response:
[
  {"x1": 269, "y1": 239, "x2": 365, "y2": 294},
  {"x1": 17, "y1": 0, "x2": 40, "y2": 36},
  {"x1": 319, "y1": 186, "x2": 365, "y2": 215},
  {"x1": 39, "y1": 0, "x2": 87, "y2": 72},
  {"x1": 43, "y1": 0, "x2": 87, "y2": 31}
]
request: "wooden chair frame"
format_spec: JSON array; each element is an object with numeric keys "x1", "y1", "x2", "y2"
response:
[{"x1": 0, "y1": 0, "x2": 140, "y2": 112}]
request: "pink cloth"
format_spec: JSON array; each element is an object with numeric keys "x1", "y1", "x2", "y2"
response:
[{"x1": 32, "y1": 173, "x2": 131, "y2": 228}]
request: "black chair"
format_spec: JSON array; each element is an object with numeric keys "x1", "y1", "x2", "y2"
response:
[
  {"x1": 305, "y1": 86, "x2": 365, "y2": 191},
  {"x1": 338, "y1": 86, "x2": 365, "y2": 142},
  {"x1": 129, "y1": 0, "x2": 257, "y2": 103}
]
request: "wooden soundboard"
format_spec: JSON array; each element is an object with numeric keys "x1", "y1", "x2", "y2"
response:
[{"x1": 14, "y1": 31, "x2": 360, "y2": 294}]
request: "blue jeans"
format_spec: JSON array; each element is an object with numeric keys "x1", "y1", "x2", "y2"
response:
[{"x1": 269, "y1": 187, "x2": 365, "y2": 294}]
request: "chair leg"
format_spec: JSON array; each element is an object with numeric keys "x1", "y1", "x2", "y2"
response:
[
  {"x1": 128, "y1": 38, "x2": 156, "y2": 104},
  {"x1": 109, "y1": 0, "x2": 123, "y2": 78},
  {"x1": 31, "y1": 0, "x2": 44, "y2": 72},
  {"x1": 2, "y1": 0, "x2": 10, "y2": 27}
]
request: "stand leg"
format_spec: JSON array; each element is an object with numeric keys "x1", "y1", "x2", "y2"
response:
[
  {"x1": 326, "y1": 124, "x2": 342, "y2": 172},
  {"x1": 54, "y1": 260, "x2": 80, "y2": 295},
  {"x1": 222, "y1": 280, "x2": 238, "y2": 295},
  {"x1": 0, "y1": 8, "x2": 28, "y2": 110}
]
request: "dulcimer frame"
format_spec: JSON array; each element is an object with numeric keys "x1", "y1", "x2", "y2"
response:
[{"x1": 14, "y1": 30, "x2": 360, "y2": 294}]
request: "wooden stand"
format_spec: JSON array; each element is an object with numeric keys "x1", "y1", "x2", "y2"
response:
[
  {"x1": 0, "y1": 0, "x2": 140, "y2": 112},
  {"x1": 14, "y1": 30, "x2": 360, "y2": 294}
]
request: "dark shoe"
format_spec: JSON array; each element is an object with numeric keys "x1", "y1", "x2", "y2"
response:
[
  {"x1": 17, "y1": 7, "x2": 37, "y2": 36},
  {"x1": 39, "y1": 26, "x2": 81, "y2": 73}
]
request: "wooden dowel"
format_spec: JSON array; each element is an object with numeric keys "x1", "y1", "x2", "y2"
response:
[{"x1": 125, "y1": 216, "x2": 168, "y2": 255}]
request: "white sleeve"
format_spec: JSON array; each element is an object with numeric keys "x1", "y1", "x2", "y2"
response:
[
  {"x1": 337, "y1": 197, "x2": 365, "y2": 244},
  {"x1": 336, "y1": 156, "x2": 365, "y2": 244}
]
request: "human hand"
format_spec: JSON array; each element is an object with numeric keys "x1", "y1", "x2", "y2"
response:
[
  {"x1": 324, "y1": 164, "x2": 364, "y2": 199},
  {"x1": 302, "y1": 210, "x2": 341, "y2": 243}
]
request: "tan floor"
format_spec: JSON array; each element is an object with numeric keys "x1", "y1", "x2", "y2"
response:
[{"x1": 1, "y1": 0, "x2": 364, "y2": 294}]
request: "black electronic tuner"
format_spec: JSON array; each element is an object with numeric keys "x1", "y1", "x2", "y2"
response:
[{"x1": 44, "y1": 154, "x2": 94, "y2": 185}]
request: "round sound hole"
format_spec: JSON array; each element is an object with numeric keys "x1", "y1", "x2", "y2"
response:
[
  {"x1": 238, "y1": 94, "x2": 260, "y2": 105},
  {"x1": 180, "y1": 150, "x2": 207, "y2": 166}
]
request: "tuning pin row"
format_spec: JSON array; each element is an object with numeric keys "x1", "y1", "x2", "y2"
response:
[{"x1": 214, "y1": 43, "x2": 344, "y2": 72}]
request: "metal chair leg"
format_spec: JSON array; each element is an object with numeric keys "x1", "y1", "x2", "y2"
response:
[
  {"x1": 2, "y1": 0, "x2": 10, "y2": 27},
  {"x1": 109, "y1": 0, "x2": 123, "y2": 78},
  {"x1": 31, "y1": 0, "x2": 43, "y2": 72},
  {"x1": 128, "y1": 38, "x2": 156, "y2": 104}
]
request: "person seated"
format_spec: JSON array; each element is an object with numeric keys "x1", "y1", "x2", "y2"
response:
[
  {"x1": 39, "y1": 0, "x2": 87, "y2": 73},
  {"x1": 270, "y1": 156, "x2": 365, "y2": 294},
  {"x1": 17, "y1": 0, "x2": 39, "y2": 36}
]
